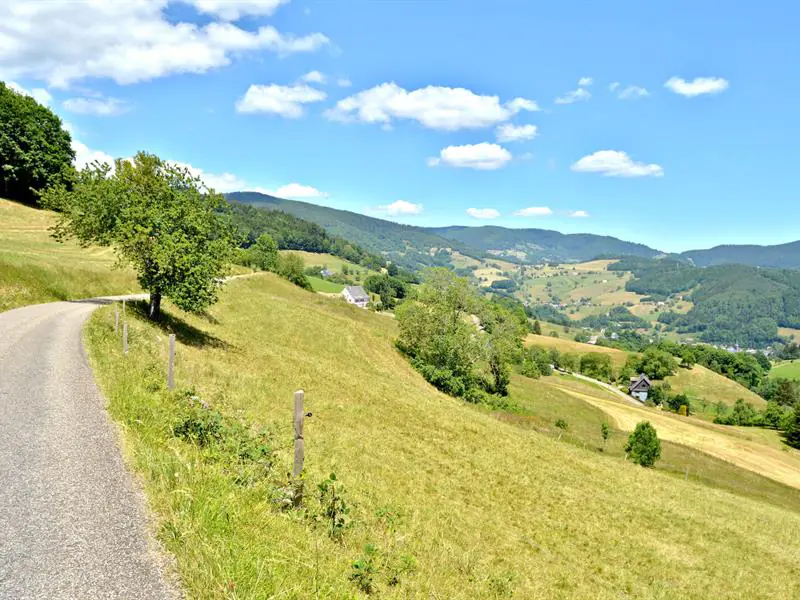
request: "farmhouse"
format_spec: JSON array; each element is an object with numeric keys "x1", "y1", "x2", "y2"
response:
[
  {"x1": 342, "y1": 285, "x2": 369, "y2": 308},
  {"x1": 629, "y1": 373, "x2": 652, "y2": 402}
]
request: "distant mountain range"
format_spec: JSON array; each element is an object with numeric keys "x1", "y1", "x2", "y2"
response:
[{"x1": 227, "y1": 191, "x2": 800, "y2": 270}]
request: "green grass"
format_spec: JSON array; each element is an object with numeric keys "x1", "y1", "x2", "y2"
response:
[
  {"x1": 280, "y1": 250, "x2": 378, "y2": 277},
  {"x1": 770, "y1": 360, "x2": 800, "y2": 380},
  {"x1": 307, "y1": 275, "x2": 345, "y2": 293},
  {"x1": 667, "y1": 365, "x2": 766, "y2": 409},
  {"x1": 85, "y1": 273, "x2": 800, "y2": 599},
  {"x1": 0, "y1": 198, "x2": 139, "y2": 312}
]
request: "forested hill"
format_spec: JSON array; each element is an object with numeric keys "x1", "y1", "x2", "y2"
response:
[
  {"x1": 682, "y1": 241, "x2": 800, "y2": 270},
  {"x1": 431, "y1": 225, "x2": 661, "y2": 263},
  {"x1": 227, "y1": 191, "x2": 482, "y2": 269},
  {"x1": 227, "y1": 191, "x2": 664, "y2": 267}
]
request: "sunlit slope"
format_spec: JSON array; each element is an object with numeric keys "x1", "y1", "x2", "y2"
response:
[
  {"x1": 0, "y1": 198, "x2": 138, "y2": 311},
  {"x1": 87, "y1": 273, "x2": 800, "y2": 599}
]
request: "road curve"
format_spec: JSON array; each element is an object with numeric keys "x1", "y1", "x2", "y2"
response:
[{"x1": 0, "y1": 296, "x2": 179, "y2": 599}]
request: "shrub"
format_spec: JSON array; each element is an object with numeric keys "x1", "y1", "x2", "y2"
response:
[
  {"x1": 784, "y1": 405, "x2": 800, "y2": 449},
  {"x1": 625, "y1": 421, "x2": 662, "y2": 467},
  {"x1": 316, "y1": 473, "x2": 351, "y2": 541},
  {"x1": 350, "y1": 544, "x2": 379, "y2": 594}
]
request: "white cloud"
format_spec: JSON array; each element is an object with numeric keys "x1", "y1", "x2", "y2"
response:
[
  {"x1": 554, "y1": 87, "x2": 591, "y2": 105},
  {"x1": 513, "y1": 206, "x2": 552, "y2": 217},
  {"x1": 376, "y1": 200, "x2": 424, "y2": 216},
  {"x1": 6, "y1": 81, "x2": 52, "y2": 106},
  {"x1": 63, "y1": 96, "x2": 130, "y2": 116},
  {"x1": 324, "y1": 82, "x2": 538, "y2": 131},
  {"x1": 617, "y1": 85, "x2": 649, "y2": 100},
  {"x1": 428, "y1": 143, "x2": 513, "y2": 170},
  {"x1": 571, "y1": 150, "x2": 663, "y2": 177},
  {"x1": 519, "y1": 152, "x2": 534, "y2": 161},
  {"x1": 466, "y1": 208, "x2": 500, "y2": 219},
  {"x1": 609, "y1": 82, "x2": 620, "y2": 92},
  {"x1": 569, "y1": 210, "x2": 589, "y2": 218},
  {"x1": 72, "y1": 139, "x2": 115, "y2": 171},
  {"x1": 170, "y1": 161, "x2": 248, "y2": 192},
  {"x1": 336, "y1": 78, "x2": 352, "y2": 88},
  {"x1": 273, "y1": 183, "x2": 328, "y2": 198},
  {"x1": 300, "y1": 70, "x2": 326, "y2": 84},
  {"x1": 664, "y1": 76, "x2": 729, "y2": 97},
  {"x1": 578, "y1": 77, "x2": 593, "y2": 86},
  {"x1": 0, "y1": 1, "x2": 329, "y2": 87},
  {"x1": 185, "y1": 0, "x2": 289, "y2": 20},
  {"x1": 496, "y1": 123, "x2": 538, "y2": 143},
  {"x1": 235, "y1": 84, "x2": 326, "y2": 117}
]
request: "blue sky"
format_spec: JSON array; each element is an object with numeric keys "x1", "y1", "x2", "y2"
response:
[{"x1": 2, "y1": 0, "x2": 799, "y2": 252}]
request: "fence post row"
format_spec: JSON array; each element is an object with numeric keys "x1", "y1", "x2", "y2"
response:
[
  {"x1": 293, "y1": 390, "x2": 305, "y2": 478},
  {"x1": 167, "y1": 333, "x2": 175, "y2": 390}
]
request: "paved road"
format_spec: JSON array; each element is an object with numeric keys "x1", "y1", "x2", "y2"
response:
[{"x1": 0, "y1": 297, "x2": 178, "y2": 599}]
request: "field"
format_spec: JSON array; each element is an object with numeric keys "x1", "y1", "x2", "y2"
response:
[
  {"x1": 770, "y1": 360, "x2": 800, "y2": 381},
  {"x1": 307, "y1": 275, "x2": 345, "y2": 293},
  {"x1": 667, "y1": 365, "x2": 767, "y2": 408},
  {"x1": 85, "y1": 273, "x2": 800, "y2": 599},
  {"x1": 0, "y1": 199, "x2": 139, "y2": 312},
  {"x1": 778, "y1": 327, "x2": 800, "y2": 341},
  {"x1": 281, "y1": 250, "x2": 377, "y2": 277},
  {"x1": 526, "y1": 332, "x2": 630, "y2": 370}
]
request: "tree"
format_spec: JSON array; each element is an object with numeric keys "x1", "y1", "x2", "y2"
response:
[
  {"x1": 1, "y1": 82, "x2": 75, "y2": 204},
  {"x1": 626, "y1": 348, "x2": 678, "y2": 380},
  {"x1": 666, "y1": 392, "x2": 691, "y2": 415},
  {"x1": 532, "y1": 320, "x2": 542, "y2": 335},
  {"x1": 580, "y1": 353, "x2": 614, "y2": 382},
  {"x1": 479, "y1": 303, "x2": 525, "y2": 396},
  {"x1": 247, "y1": 233, "x2": 279, "y2": 271},
  {"x1": 42, "y1": 152, "x2": 236, "y2": 320},
  {"x1": 773, "y1": 379, "x2": 800, "y2": 407},
  {"x1": 784, "y1": 405, "x2": 800, "y2": 449},
  {"x1": 625, "y1": 421, "x2": 661, "y2": 467},
  {"x1": 278, "y1": 252, "x2": 312, "y2": 290},
  {"x1": 386, "y1": 262, "x2": 399, "y2": 277},
  {"x1": 600, "y1": 423, "x2": 611, "y2": 450}
]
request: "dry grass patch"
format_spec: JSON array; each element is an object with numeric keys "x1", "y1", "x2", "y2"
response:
[
  {"x1": 525, "y1": 333, "x2": 630, "y2": 370},
  {"x1": 667, "y1": 365, "x2": 766, "y2": 408}
]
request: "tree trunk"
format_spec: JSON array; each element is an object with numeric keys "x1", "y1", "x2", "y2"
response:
[{"x1": 148, "y1": 291, "x2": 162, "y2": 321}]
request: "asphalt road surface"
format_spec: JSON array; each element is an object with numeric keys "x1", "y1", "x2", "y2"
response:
[{"x1": 0, "y1": 297, "x2": 178, "y2": 599}]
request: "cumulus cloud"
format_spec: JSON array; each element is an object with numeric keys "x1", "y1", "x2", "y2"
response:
[
  {"x1": 571, "y1": 150, "x2": 663, "y2": 177},
  {"x1": 617, "y1": 85, "x2": 649, "y2": 100},
  {"x1": 169, "y1": 161, "x2": 249, "y2": 192},
  {"x1": 466, "y1": 208, "x2": 500, "y2": 219},
  {"x1": 72, "y1": 139, "x2": 115, "y2": 171},
  {"x1": 513, "y1": 206, "x2": 553, "y2": 217},
  {"x1": 496, "y1": 123, "x2": 538, "y2": 143},
  {"x1": 6, "y1": 81, "x2": 52, "y2": 106},
  {"x1": 272, "y1": 183, "x2": 328, "y2": 198},
  {"x1": 0, "y1": 1, "x2": 329, "y2": 87},
  {"x1": 664, "y1": 76, "x2": 729, "y2": 97},
  {"x1": 569, "y1": 210, "x2": 589, "y2": 218},
  {"x1": 578, "y1": 77, "x2": 593, "y2": 86},
  {"x1": 324, "y1": 83, "x2": 537, "y2": 131},
  {"x1": 236, "y1": 84, "x2": 326, "y2": 117},
  {"x1": 63, "y1": 96, "x2": 130, "y2": 116},
  {"x1": 554, "y1": 87, "x2": 591, "y2": 105},
  {"x1": 375, "y1": 200, "x2": 424, "y2": 216},
  {"x1": 186, "y1": 0, "x2": 289, "y2": 20},
  {"x1": 300, "y1": 70, "x2": 326, "y2": 84},
  {"x1": 428, "y1": 143, "x2": 513, "y2": 170}
]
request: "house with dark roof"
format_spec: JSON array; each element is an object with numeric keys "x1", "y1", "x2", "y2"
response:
[
  {"x1": 629, "y1": 373, "x2": 652, "y2": 402},
  {"x1": 342, "y1": 285, "x2": 369, "y2": 308}
]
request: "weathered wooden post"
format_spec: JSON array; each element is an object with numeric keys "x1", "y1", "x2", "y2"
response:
[
  {"x1": 122, "y1": 299, "x2": 126, "y2": 319},
  {"x1": 293, "y1": 390, "x2": 305, "y2": 478},
  {"x1": 114, "y1": 305, "x2": 119, "y2": 334},
  {"x1": 167, "y1": 334, "x2": 175, "y2": 390},
  {"x1": 123, "y1": 322, "x2": 128, "y2": 355}
]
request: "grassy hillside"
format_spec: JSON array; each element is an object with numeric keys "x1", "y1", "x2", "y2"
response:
[
  {"x1": 86, "y1": 273, "x2": 800, "y2": 599},
  {"x1": 526, "y1": 332, "x2": 630, "y2": 370},
  {"x1": 770, "y1": 360, "x2": 800, "y2": 380},
  {"x1": 667, "y1": 365, "x2": 767, "y2": 408},
  {"x1": 0, "y1": 198, "x2": 139, "y2": 312}
]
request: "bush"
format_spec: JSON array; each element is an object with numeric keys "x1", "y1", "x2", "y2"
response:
[
  {"x1": 625, "y1": 421, "x2": 662, "y2": 467},
  {"x1": 784, "y1": 405, "x2": 800, "y2": 449},
  {"x1": 666, "y1": 392, "x2": 691, "y2": 415},
  {"x1": 580, "y1": 353, "x2": 613, "y2": 382}
]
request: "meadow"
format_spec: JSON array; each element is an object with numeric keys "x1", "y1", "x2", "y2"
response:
[
  {"x1": 770, "y1": 360, "x2": 800, "y2": 380},
  {"x1": 667, "y1": 364, "x2": 767, "y2": 408},
  {"x1": 0, "y1": 199, "x2": 139, "y2": 312},
  {"x1": 85, "y1": 273, "x2": 800, "y2": 599}
]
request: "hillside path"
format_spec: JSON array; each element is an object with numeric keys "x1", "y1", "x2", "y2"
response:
[
  {"x1": 0, "y1": 296, "x2": 179, "y2": 599},
  {"x1": 556, "y1": 371, "x2": 643, "y2": 406}
]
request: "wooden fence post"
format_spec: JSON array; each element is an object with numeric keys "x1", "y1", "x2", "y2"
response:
[
  {"x1": 122, "y1": 299, "x2": 126, "y2": 319},
  {"x1": 123, "y1": 322, "x2": 128, "y2": 355},
  {"x1": 293, "y1": 390, "x2": 305, "y2": 478},
  {"x1": 114, "y1": 305, "x2": 119, "y2": 334},
  {"x1": 167, "y1": 334, "x2": 175, "y2": 390}
]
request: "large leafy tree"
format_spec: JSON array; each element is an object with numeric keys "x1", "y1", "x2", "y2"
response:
[
  {"x1": 42, "y1": 152, "x2": 237, "y2": 320},
  {"x1": 625, "y1": 421, "x2": 662, "y2": 467},
  {"x1": 0, "y1": 82, "x2": 75, "y2": 204}
]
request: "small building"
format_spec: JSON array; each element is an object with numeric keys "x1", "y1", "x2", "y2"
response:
[
  {"x1": 342, "y1": 285, "x2": 369, "y2": 308},
  {"x1": 588, "y1": 335, "x2": 599, "y2": 345},
  {"x1": 629, "y1": 373, "x2": 652, "y2": 403},
  {"x1": 320, "y1": 268, "x2": 334, "y2": 277}
]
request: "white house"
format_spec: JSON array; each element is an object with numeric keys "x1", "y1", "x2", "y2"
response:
[
  {"x1": 629, "y1": 373, "x2": 652, "y2": 403},
  {"x1": 342, "y1": 286, "x2": 369, "y2": 308}
]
